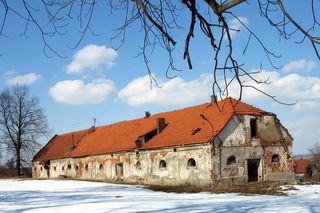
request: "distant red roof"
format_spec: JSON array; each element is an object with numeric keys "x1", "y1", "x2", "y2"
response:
[
  {"x1": 33, "y1": 98, "x2": 268, "y2": 162},
  {"x1": 294, "y1": 159, "x2": 310, "y2": 174}
]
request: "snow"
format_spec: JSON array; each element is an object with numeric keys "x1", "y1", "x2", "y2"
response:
[{"x1": 0, "y1": 179, "x2": 320, "y2": 213}]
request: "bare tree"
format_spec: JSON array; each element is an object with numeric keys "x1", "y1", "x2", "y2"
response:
[
  {"x1": 0, "y1": 85, "x2": 49, "y2": 176},
  {"x1": 0, "y1": 1, "x2": 319, "y2": 103},
  {"x1": 308, "y1": 142, "x2": 320, "y2": 180}
]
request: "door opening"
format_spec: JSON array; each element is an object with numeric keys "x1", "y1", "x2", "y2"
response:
[
  {"x1": 247, "y1": 159, "x2": 261, "y2": 182},
  {"x1": 116, "y1": 163, "x2": 124, "y2": 179}
]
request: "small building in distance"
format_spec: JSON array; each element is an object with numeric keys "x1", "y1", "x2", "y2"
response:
[
  {"x1": 294, "y1": 158, "x2": 310, "y2": 181},
  {"x1": 32, "y1": 97, "x2": 295, "y2": 188}
]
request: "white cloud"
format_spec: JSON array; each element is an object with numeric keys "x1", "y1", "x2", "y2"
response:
[
  {"x1": 49, "y1": 79, "x2": 116, "y2": 105},
  {"x1": 119, "y1": 70, "x2": 320, "y2": 111},
  {"x1": 5, "y1": 73, "x2": 41, "y2": 86},
  {"x1": 118, "y1": 74, "x2": 213, "y2": 107},
  {"x1": 282, "y1": 59, "x2": 317, "y2": 72},
  {"x1": 227, "y1": 70, "x2": 320, "y2": 112},
  {"x1": 66, "y1": 44, "x2": 118, "y2": 74},
  {"x1": 228, "y1": 17, "x2": 249, "y2": 38},
  {"x1": 285, "y1": 116, "x2": 320, "y2": 154}
]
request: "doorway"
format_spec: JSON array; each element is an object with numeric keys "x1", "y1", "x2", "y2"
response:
[
  {"x1": 247, "y1": 158, "x2": 261, "y2": 182},
  {"x1": 116, "y1": 163, "x2": 124, "y2": 179}
]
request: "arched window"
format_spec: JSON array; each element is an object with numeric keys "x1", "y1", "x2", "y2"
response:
[
  {"x1": 135, "y1": 161, "x2": 141, "y2": 170},
  {"x1": 40, "y1": 167, "x2": 43, "y2": 171},
  {"x1": 99, "y1": 164, "x2": 103, "y2": 170},
  {"x1": 85, "y1": 164, "x2": 89, "y2": 171},
  {"x1": 62, "y1": 166, "x2": 65, "y2": 171},
  {"x1": 227, "y1": 156, "x2": 236, "y2": 165},
  {"x1": 159, "y1": 160, "x2": 167, "y2": 168},
  {"x1": 54, "y1": 166, "x2": 56, "y2": 171},
  {"x1": 187, "y1": 158, "x2": 196, "y2": 167},
  {"x1": 75, "y1": 165, "x2": 79, "y2": 170},
  {"x1": 272, "y1": 154, "x2": 280, "y2": 163},
  {"x1": 67, "y1": 164, "x2": 71, "y2": 169}
]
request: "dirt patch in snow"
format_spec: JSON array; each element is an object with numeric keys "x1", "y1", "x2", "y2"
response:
[{"x1": 147, "y1": 182, "x2": 297, "y2": 195}]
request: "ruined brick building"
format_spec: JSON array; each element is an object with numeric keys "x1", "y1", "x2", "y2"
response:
[{"x1": 32, "y1": 97, "x2": 295, "y2": 188}]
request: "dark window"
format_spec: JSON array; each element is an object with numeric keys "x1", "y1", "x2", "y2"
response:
[
  {"x1": 54, "y1": 166, "x2": 56, "y2": 171},
  {"x1": 191, "y1": 128, "x2": 201, "y2": 135},
  {"x1": 99, "y1": 164, "x2": 103, "y2": 170},
  {"x1": 173, "y1": 148, "x2": 177, "y2": 152},
  {"x1": 85, "y1": 164, "x2": 88, "y2": 171},
  {"x1": 250, "y1": 118, "x2": 257, "y2": 138},
  {"x1": 159, "y1": 160, "x2": 167, "y2": 168},
  {"x1": 187, "y1": 158, "x2": 196, "y2": 167},
  {"x1": 227, "y1": 156, "x2": 236, "y2": 165},
  {"x1": 272, "y1": 154, "x2": 280, "y2": 163},
  {"x1": 75, "y1": 165, "x2": 79, "y2": 170},
  {"x1": 67, "y1": 164, "x2": 71, "y2": 169},
  {"x1": 62, "y1": 166, "x2": 64, "y2": 171},
  {"x1": 40, "y1": 167, "x2": 43, "y2": 171},
  {"x1": 34, "y1": 167, "x2": 37, "y2": 171},
  {"x1": 135, "y1": 161, "x2": 141, "y2": 169}
]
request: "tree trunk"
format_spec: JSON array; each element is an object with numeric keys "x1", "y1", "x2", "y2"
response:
[{"x1": 16, "y1": 149, "x2": 21, "y2": 176}]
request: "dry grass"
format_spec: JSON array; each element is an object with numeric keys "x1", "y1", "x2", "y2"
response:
[
  {"x1": 146, "y1": 182, "x2": 295, "y2": 195},
  {"x1": 212, "y1": 182, "x2": 290, "y2": 196},
  {"x1": 146, "y1": 184, "x2": 208, "y2": 193}
]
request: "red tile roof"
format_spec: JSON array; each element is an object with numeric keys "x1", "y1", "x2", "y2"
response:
[
  {"x1": 33, "y1": 98, "x2": 267, "y2": 162},
  {"x1": 33, "y1": 130, "x2": 87, "y2": 162},
  {"x1": 294, "y1": 159, "x2": 310, "y2": 174}
]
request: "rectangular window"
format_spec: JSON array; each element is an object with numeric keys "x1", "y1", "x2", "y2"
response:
[{"x1": 250, "y1": 118, "x2": 257, "y2": 138}]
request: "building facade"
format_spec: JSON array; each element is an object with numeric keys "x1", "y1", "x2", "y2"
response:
[{"x1": 32, "y1": 98, "x2": 295, "y2": 188}]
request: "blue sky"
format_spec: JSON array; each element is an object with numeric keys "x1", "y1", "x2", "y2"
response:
[{"x1": 0, "y1": 1, "x2": 319, "y2": 155}]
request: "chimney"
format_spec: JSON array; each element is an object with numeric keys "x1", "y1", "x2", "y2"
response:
[
  {"x1": 210, "y1": 94, "x2": 217, "y2": 104},
  {"x1": 145, "y1": 111, "x2": 151, "y2": 118},
  {"x1": 156, "y1": 118, "x2": 166, "y2": 134}
]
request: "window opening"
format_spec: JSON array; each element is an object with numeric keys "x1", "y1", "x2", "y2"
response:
[
  {"x1": 250, "y1": 118, "x2": 257, "y2": 138},
  {"x1": 67, "y1": 164, "x2": 71, "y2": 169},
  {"x1": 75, "y1": 165, "x2": 79, "y2": 170},
  {"x1": 135, "y1": 161, "x2": 141, "y2": 170},
  {"x1": 227, "y1": 156, "x2": 236, "y2": 165},
  {"x1": 159, "y1": 160, "x2": 167, "y2": 168},
  {"x1": 191, "y1": 128, "x2": 201, "y2": 135},
  {"x1": 85, "y1": 164, "x2": 88, "y2": 171},
  {"x1": 62, "y1": 166, "x2": 64, "y2": 171},
  {"x1": 187, "y1": 158, "x2": 196, "y2": 167},
  {"x1": 272, "y1": 154, "x2": 280, "y2": 163},
  {"x1": 99, "y1": 164, "x2": 103, "y2": 170}
]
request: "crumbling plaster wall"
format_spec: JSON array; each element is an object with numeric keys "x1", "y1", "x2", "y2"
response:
[
  {"x1": 33, "y1": 144, "x2": 213, "y2": 189},
  {"x1": 32, "y1": 161, "x2": 49, "y2": 178},
  {"x1": 213, "y1": 114, "x2": 295, "y2": 186}
]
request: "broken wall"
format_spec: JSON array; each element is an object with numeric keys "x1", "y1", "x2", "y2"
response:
[{"x1": 213, "y1": 114, "x2": 295, "y2": 186}]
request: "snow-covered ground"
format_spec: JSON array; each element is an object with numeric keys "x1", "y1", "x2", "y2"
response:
[{"x1": 0, "y1": 179, "x2": 319, "y2": 213}]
